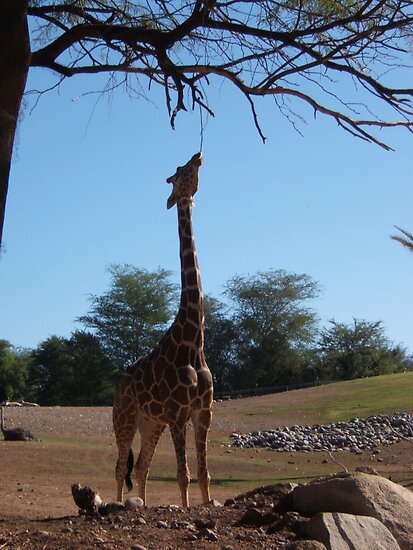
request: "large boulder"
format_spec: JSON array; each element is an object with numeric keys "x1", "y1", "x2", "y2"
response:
[
  {"x1": 302, "y1": 512, "x2": 400, "y2": 550},
  {"x1": 290, "y1": 473, "x2": 413, "y2": 550}
]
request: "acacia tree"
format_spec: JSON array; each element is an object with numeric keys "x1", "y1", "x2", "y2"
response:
[
  {"x1": 78, "y1": 264, "x2": 178, "y2": 371},
  {"x1": 1, "y1": 1, "x2": 413, "y2": 245},
  {"x1": 204, "y1": 295, "x2": 238, "y2": 392},
  {"x1": 225, "y1": 269, "x2": 319, "y2": 387},
  {"x1": 316, "y1": 319, "x2": 412, "y2": 380}
]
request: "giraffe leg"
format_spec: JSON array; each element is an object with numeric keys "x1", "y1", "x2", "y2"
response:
[
  {"x1": 114, "y1": 430, "x2": 137, "y2": 503},
  {"x1": 113, "y1": 397, "x2": 139, "y2": 503},
  {"x1": 135, "y1": 419, "x2": 165, "y2": 505},
  {"x1": 169, "y1": 421, "x2": 190, "y2": 507},
  {"x1": 192, "y1": 408, "x2": 212, "y2": 503}
]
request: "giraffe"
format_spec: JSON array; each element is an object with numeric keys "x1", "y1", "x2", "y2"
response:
[{"x1": 112, "y1": 152, "x2": 213, "y2": 508}]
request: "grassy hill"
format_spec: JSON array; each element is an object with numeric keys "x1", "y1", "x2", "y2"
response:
[
  {"x1": 207, "y1": 371, "x2": 413, "y2": 490},
  {"x1": 214, "y1": 371, "x2": 413, "y2": 432}
]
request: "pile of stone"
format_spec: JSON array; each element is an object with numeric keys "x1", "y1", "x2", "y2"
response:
[
  {"x1": 230, "y1": 412, "x2": 413, "y2": 453},
  {"x1": 230, "y1": 472, "x2": 413, "y2": 549}
]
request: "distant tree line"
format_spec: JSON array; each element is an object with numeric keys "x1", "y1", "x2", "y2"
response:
[{"x1": 1, "y1": 264, "x2": 412, "y2": 405}]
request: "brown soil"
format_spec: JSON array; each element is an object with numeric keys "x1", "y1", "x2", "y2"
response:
[{"x1": 0, "y1": 402, "x2": 412, "y2": 549}]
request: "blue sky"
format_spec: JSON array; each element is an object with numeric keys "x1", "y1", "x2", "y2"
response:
[{"x1": 1, "y1": 66, "x2": 412, "y2": 353}]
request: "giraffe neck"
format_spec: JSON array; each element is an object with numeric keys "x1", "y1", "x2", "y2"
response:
[{"x1": 176, "y1": 199, "x2": 204, "y2": 349}]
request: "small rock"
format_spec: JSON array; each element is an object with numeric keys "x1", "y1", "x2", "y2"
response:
[
  {"x1": 236, "y1": 507, "x2": 264, "y2": 527},
  {"x1": 285, "y1": 541, "x2": 327, "y2": 550},
  {"x1": 171, "y1": 520, "x2": 196, "y2": 531},
  {"x1": 156, "y1": 520, "x2": 168, "y2": 529},
  {"x1": 133, "y1": 517, "x2": 146, "y2": 526},
  {"x1": 125, "y1": 497, "x2": 144, "y2": 510},
  {"x1": 194, "y1": 518, "x2": 216, "y2": 530},
  {"x1": 224, "y1": 498, "x2": 236, "y2": 506},
  {"x1": 156, "y1": 504, "x2": 181, "y2": 511},
  {"x1": 354, "y1": 466, "x2": 378, "y2": 475},
  {"x1": 131, "y1": 545, "x2": 147, "y2": 550},
  {"x1": 198, "y1": 527, "x2": 219, "y2": 541},
  {"x1": 99, "y1": 502, "x2": 125, "y2": 515},
  {"x1": 267, "y1": 511, "x2": 307, "y2": 534},
  {"x1": 229, "y1": 412, "x2": 413, "y2": 454}
]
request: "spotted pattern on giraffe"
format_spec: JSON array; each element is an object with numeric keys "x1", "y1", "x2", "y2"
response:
[{"x1": 113, "y1": 152, "x2": 213, "y2": 508}]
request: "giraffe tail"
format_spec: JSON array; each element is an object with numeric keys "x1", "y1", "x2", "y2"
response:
[{"x1": 125, "y1": 448, "x2": 134, "y2": 492}]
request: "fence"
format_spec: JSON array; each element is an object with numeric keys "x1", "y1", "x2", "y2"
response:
[{"x1": 214, "y1": 379, "x2": 333, "y2": 400}]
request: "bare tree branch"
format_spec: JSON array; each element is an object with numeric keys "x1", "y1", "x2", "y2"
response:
[{"x1": 24, "y1": 0, "x2": 413, "y2": 147}]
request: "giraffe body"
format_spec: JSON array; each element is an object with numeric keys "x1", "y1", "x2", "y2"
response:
[{"x1": 113, "y1": 153, "x2": 213, "y2": 507}]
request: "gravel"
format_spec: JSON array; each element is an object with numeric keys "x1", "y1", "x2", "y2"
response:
[{"x1": 230, "y1": 412, "x2": 413, "y2": 453}]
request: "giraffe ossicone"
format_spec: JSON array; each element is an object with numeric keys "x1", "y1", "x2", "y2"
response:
[{"x1": 113, "y1": 152, "x2": 213, "y2": 508}]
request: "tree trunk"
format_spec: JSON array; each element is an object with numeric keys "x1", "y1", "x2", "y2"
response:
[{"x1": 0, "y1": 0, "x2": 30, "y2": 247}]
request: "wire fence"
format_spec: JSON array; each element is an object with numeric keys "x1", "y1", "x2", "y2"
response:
[{"x1": 214, "y1": 379, "x2": 334, "y2": 400}]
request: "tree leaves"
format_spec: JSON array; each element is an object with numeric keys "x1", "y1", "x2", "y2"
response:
[{"x1": 77, "y1": 264, "x2": 178, "y2": 371}]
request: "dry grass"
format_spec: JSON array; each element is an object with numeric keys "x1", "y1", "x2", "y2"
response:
[{"x1": 1, "y1": 372, "x2": 412, "y2": 517}]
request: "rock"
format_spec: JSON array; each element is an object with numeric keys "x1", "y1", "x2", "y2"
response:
[
  {"x1": 156, "y1": 520, "x2": 168, "y2": 529},
  {"x1": 302, "y1": 512, "x2": 401, "y2": 550},
  {"x1": 36, "y1": 531, "x2": 50, "y2": 537},
  {"x1": 267, "y1": 511, "x2": 308, "y2": 534},
  {"x1": 171, "y1": 520, "x2": 196, "y2": 531},
  {"x1": 291, "y1": 473, "x2": 413, "y2": 550},
  {"x1": 198, "y1": 527, "x2": 219, "y2": 541},
  {"x1": 131, "y1": 545, "x2": 147, "y2": 550},
  {"x1": 285, "y1": 542, "x2": 327, "y2": 550},
  {"x1": 236, "y1": 507, "x2": 265, "y2": 526},
  {"x1": 354, "y1": 466, "x2": 378, "y2": 475},
  {"x1": 194, "y1": 518, "x2": 216, "y2": 529},
  {"x1": 230, "y1": 412, "x2": 413, "y2": 454},
  {"x1": 124, "y1": 497, "x2": 144, "y2": 510},
  {"x1": 99, "y1": 502, "x2": 125, "y2": 515},
  {"x1": 208, "y1": 499, "x2": 223, "y2": 507}
]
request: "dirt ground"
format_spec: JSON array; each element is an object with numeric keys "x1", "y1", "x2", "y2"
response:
[{"x1": 0, "y1": 402, "x2": 412, "y2": 549}]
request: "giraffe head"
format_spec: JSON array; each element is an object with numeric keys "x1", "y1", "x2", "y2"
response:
[{"x1": 166, "y1": 152, "x2": 203, "y2": 209}]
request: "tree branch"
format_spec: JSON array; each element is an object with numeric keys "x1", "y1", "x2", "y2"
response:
[{"x1": 27, "y1": 0, "x2": 413, "y2": 148}]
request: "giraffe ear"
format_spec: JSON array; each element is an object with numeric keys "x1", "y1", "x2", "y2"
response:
[{"x1": 167, "y1": 190, "x2": 177, "y2": 209}]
